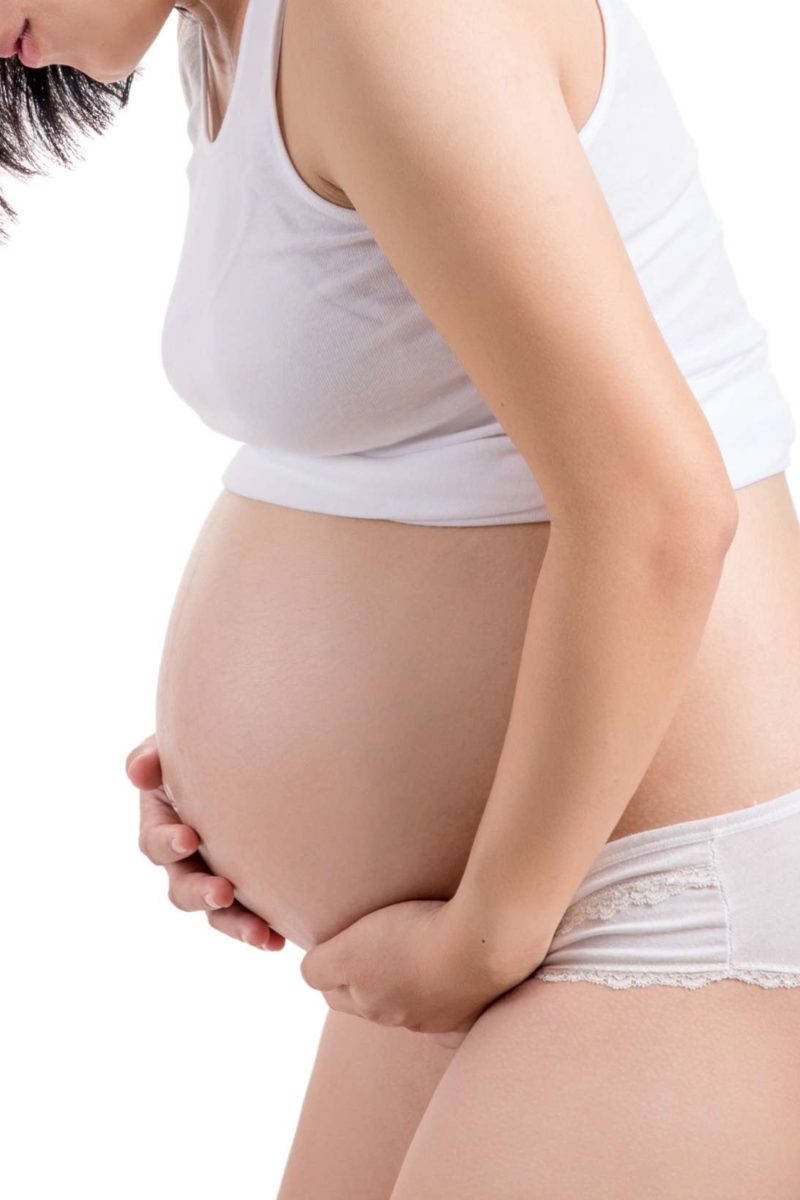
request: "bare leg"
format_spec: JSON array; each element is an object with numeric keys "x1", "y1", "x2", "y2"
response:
[
  {"x1": 389, "y1": 977, "x2": 800, "y2": 1199},
  {"x1": 277, "y1": 1008, "x2": 456, "y2": 1200}
]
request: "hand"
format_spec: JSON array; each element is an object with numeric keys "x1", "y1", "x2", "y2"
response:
[
  {"x1": 127, "y1": 734, "x2": 285, "y2": 951},
  {"x1": 299, "y1": 897, "x2": 534, "y2": 1049}
]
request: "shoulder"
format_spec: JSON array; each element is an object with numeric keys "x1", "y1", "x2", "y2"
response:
[
  {"x1": 298, "y1": 0, "x2": 565, "y2": 188},
  {"x1": 295, "y1": 0, "x2": 729, "y2": 520},
  {"x1": 308, "y1": 0, "x2": 564, "y2": 78},
  {"x1": 313, "y1": 0, "x2": 562, "y2": 37}
]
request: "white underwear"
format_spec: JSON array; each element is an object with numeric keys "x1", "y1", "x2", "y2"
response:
[{"x1": 532, "y1": 783, "x2": 800, "y2": 990}]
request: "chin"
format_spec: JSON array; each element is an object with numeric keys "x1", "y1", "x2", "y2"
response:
[{"x1": 83, "y1": 63, "x2": 133, "y2": 83}]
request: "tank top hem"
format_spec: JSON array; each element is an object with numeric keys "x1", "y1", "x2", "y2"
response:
[{"x1": 162, "y1": 0, "x2": 797, "y2": 527}]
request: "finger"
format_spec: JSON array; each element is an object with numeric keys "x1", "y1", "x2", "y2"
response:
[
  {"x1": 299, "y1": 938, "x2": 346, "y2": 992},
  {"x1": 126, "y1": 733, "x2": 157, "y2": 770},
  {"x1": 207, "y1": 903, "x2": 286, "y2": 950},
  {"x1": 138, "y1": 789, "x2": 192, "y2": 857},
  {"x1": 165, "y1": 858, "x2": 236, "y2": 912},
  {"x1": 126, "y1": 733, "x2": 158, "y2": 771},
  {"x1": 127, "y1": 744, "x2": 163, "y2": 791},
  {"x1": 140, "y1": 819, "x2": 200, "y2": 866}
]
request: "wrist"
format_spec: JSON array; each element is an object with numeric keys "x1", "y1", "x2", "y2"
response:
[{"x1": 441, "y1": 884, "x2": 552, "y2": 990}]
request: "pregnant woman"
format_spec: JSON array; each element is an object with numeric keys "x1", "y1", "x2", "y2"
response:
[{"x1": 6, "y1": 0, "x2": 800, "y2": 1193}]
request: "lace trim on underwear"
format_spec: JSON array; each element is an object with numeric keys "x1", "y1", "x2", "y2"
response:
[
  {"x1": 534, "y1": 968, "x2": 800, "y2": 990},
  {"x1": 553, "y1": 864, "x2": 718, "y2": 938}
]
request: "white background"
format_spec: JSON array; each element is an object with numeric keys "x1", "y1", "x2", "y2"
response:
[{"x1": 1, "y1": 1, "x2": 798, "y2": 1196}]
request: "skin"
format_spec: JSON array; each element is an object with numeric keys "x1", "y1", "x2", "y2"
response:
[
  {"x1": 131, "y1": 474, "x2": 800, "y2": 1198},
  {"x1": 0, "y1": 1, "x2": 247, "y2": 83},
  {"x1": 97, "y1": 0, "x2": 800, "y2": 1192},
  {"x1": 0, "y1": 0, "x2": 173, "y2": 78}
]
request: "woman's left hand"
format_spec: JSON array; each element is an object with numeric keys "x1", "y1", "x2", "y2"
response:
[{"x1": 299, "y1": 896, "x2": 537, "y2": 1049}]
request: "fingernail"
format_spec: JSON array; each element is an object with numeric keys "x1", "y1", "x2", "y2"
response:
[
  {"x1": 204, "y1": 893, "x2": 225, "y2": 909},
  {"x1": 171, "y1": 836, "x2": 189, "y2": 854}
]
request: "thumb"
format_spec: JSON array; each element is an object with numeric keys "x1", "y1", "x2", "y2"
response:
[{"x1": 299, "y1": 931, "x2": 349, "y2": 992}]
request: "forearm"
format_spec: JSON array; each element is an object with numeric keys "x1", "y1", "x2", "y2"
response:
[{"x1": 451, "y1": 500, "x2": 736, "y2": 972}]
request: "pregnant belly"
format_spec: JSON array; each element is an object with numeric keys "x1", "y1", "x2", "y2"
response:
[
  {"x1": 155, "y1": 491, "x2": 548, "y2": 949},
  {"x1": 156, "y1": 476, "x2": 800, "y2": 951}
]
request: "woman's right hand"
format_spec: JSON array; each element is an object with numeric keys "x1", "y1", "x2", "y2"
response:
[{"x1": 127, "y1": 735, "x2": 285, "y2": 951}]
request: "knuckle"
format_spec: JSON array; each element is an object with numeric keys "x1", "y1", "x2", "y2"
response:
[{"x1": 167, "y1": 881, "x2": 189, "y2": 911}]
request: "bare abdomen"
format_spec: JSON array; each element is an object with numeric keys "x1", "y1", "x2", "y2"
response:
[
  {"x1": 155, "y1": 493, "x2": 545, "y2": 948},
  {"x1": 155, "y1": 475, "x2": 800, "y2": 950}
]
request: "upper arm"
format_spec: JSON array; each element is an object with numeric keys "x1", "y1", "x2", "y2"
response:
[{"x1": 306, "y1": 0, "x2": 736, "y2": 530}]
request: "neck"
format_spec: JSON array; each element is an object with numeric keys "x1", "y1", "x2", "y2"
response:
[{"x1": 178, "y1": 0, "x2": 247, "y2": 69}]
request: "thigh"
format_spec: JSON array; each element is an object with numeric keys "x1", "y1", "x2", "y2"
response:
[
  {"x1": 277, "y1": 1007, "x2": 457, "y2": 1200},
  {"x1": 389, "y1": 977, "x2": 800, "y2": 1200}
]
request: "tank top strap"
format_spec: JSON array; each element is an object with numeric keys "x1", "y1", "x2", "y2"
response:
[{"x1": 191, "y1": 0, "x2": 281, "y2": 156}]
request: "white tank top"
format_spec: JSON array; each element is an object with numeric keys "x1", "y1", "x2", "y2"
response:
[{"x1": 160, "y1": 0, "x2": 796, "y2": 526}]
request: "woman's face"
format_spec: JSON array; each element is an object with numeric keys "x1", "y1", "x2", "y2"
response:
[{"x1": 0, "y1": 1, "x2": 175, "y2": 81}]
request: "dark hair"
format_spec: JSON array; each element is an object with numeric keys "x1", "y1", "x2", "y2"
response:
[{"x1": 0, "y1": 57, "x2": 138, "y2": 243}]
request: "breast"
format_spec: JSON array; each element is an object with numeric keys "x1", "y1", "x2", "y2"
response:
[
  {"x1": 159, "y1": 162, "x2": 495, "y2": 456},
  {"x1": 155, "y1": 490, "x2": 547, "y2": 949}
]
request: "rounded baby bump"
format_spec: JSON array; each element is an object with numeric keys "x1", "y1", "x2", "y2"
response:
[{"x1": 154, "y1": 491, "x2": 545, "y2": 950}]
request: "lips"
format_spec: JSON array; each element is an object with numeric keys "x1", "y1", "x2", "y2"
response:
[{"x1": 0, "y1": 20, "x2": 27, "y2": 59}]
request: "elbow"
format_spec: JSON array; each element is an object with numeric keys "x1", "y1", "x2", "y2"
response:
[
  {"x1": 667, "y1": 480, "x2": 739, "y2": 551},
  {"x1": 553, "y1": 470, "x2": 739, "y2": 572},
  {"x1": 649, "y1": 481, "x2": 739, "y2": 583}
]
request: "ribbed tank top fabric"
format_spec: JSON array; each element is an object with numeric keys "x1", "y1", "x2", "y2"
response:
[{"x1": 161, "y1": 0, "x2": 796, "y2": 526}]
